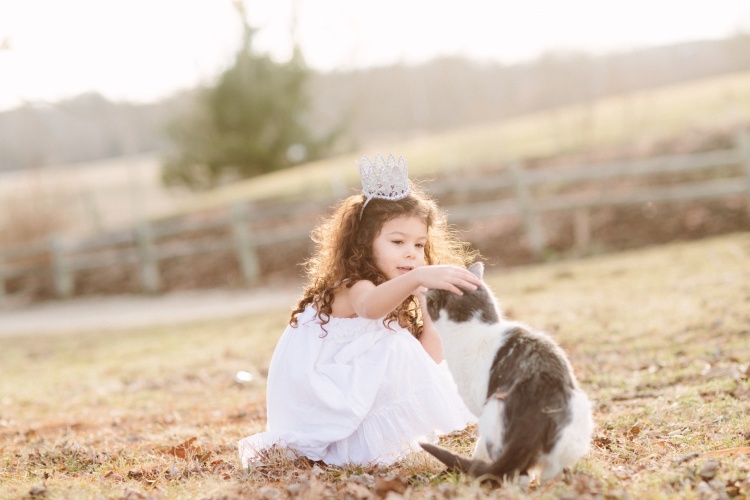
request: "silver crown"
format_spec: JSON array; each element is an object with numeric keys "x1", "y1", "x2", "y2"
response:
[{"x1": 358, "y1": 154, "x2": 410, "y2": 209}]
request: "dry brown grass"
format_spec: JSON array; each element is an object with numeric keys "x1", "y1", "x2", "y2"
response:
[
  {"x1": 1, "y1": 233, "x2": 749, "y2": 498},
  {"x1": 0, "y1": 155, "x2": 196, "y2": 240},
  {"x1": 0, "y1": 176, "x2": 73, "y2": 246}
]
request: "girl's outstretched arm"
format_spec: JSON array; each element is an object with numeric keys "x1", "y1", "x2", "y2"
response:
[{"x1": 348, "y1": 265, "x2": 480, "y2": 321}]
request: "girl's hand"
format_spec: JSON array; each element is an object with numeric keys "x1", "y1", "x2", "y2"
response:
[
  {"x1": 348, "y1": 265, "x2": 481, "y2": 320},
  {"x1": 413, "y1": 265, "x2": 481, "y2": 295}
]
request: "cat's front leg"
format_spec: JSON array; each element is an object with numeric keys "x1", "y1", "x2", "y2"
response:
[
  {"x1": 471, "y1": 398, "x2": 506, "y2": 462},
  {"x1": 471, "y1": 436, "x2": 493, "y2": 462}
]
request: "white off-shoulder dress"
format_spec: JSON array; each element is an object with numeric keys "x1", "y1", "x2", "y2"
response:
[{"x1": 238, "y1": 305, "x2": 475, "y2": 467}]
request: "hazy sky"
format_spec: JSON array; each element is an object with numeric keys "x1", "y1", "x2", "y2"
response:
[{"x1": 1, "y1": 0, "x2": 749, "y2": 111}]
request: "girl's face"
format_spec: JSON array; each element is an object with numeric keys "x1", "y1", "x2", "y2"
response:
[{"x1": 371, "y1": 215, "x2": 428, "y2": 281}]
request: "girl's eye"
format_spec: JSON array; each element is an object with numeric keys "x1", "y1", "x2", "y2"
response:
[
  {"x1": 392, "y1": 240, "x2": 403, "y2": 245},
  {"x1": 416, "y1": 243, "x2": 425, "y2": 249}
]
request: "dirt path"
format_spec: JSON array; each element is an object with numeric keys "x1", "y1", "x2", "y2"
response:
[{"x1": 0, "y1": 285, "x2": 301, "y2": 337}]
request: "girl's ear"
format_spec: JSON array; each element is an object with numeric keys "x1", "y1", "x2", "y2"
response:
[{"x1": 468, "y1": 262, "x2": 484, "y2": 280}]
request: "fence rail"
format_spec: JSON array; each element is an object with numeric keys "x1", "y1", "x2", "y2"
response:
[{"x1": 2, "y1": 130, "x2": 749, "y2": 299}]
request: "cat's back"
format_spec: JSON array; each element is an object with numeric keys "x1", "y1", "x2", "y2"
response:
[{"x1": 488, "y1": 322, "x2": 577, "y2": 397}]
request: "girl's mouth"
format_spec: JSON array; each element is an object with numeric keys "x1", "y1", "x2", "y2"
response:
[{"x1": 397, "y1": 266, "x2": 413, "y2": 274}]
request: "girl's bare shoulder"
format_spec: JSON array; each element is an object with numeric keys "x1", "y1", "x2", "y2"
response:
[{"x1": 330, "y1": 281, "x2": 367, "y2": 319}]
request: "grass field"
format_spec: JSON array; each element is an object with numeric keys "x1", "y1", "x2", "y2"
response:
[
  {"x1": 1, "y1": 232, "x2": 749, "y2": 498},
  {"x1": 4, "y1": 69, "x2": 750, "y2": 242},
  {"x1": 188, "y1": 69, "x2": 750, "y2": 213}
]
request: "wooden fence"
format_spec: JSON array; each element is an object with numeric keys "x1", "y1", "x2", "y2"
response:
[{"x1": 2, "y1": 131, "x2": 749, "y2": 299}]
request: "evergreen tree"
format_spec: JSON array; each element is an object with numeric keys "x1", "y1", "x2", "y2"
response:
[{"x1": 162, "y1": 2, "x2": 337, "y2": 190}]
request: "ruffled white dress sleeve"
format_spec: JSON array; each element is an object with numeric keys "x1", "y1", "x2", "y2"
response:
[{"x1": 238, "y1": 305, "x2": 476, "y2": 467}]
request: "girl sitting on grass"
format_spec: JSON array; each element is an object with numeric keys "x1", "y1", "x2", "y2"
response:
[{"x1": 239, "y1": 154, "x2": 481, "y2": 467}]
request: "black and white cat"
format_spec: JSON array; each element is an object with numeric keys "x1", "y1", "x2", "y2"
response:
[{"x1": 421, "y1": 262, "x2": 593, "y2": 483}]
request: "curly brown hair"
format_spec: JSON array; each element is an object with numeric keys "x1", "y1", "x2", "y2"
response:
[{"x1": 290, "y1": 181, "x2": 479, "y2": 338}]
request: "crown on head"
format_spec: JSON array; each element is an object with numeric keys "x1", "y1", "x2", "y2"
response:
[{"x1": 358, "y1": 153, "x2": 410, "y2": 209}]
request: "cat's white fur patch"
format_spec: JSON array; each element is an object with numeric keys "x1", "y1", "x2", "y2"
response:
[
  {"x1": 474, "y1": 397, "x2": 505, "y2": 462},
  {"x1": 432, "y1": 311, "x2": 502, "y2": 416},
  {"x1": 537, "y1": 388, "x2": 594, "y2": 481}
]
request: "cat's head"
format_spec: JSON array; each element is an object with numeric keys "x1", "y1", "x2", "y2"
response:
[{"x1": 425, "y1": 262, "x2": 501, "y2": 325}]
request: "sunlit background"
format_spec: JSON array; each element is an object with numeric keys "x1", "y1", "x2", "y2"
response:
[
  {"x1": 2, "y1": 0, "x2": 750, "y2": 302},
  {"x1": 3, "y1": 0, "x2": 750, "y2": 108},
  {"x1": 4, "y1": 5, "x2": 750, "y2": 498}
]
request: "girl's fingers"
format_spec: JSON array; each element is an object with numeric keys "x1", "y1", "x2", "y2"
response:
[
  {"x1": 445, "y1": 282, "x2": 468, "y2": 295},
  {"x1": 458, "y1": 277, "x2": 479, "y2": 290},
  {"x1": 424, "y1": 266, "x2": 481, "y2": 292},
  {"x1": 466, "y1": 274, "x2": 482, "y2": 285},
  {"x1": 457, "y1": 270, "x2": 481, "y2": 285},
  {"x1": 455, "y1": 277, "x2": 479, "y2": 293}
]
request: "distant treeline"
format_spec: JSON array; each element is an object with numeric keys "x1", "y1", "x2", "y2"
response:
[{"x1": 2, "y1": 35, "x2": 750, "y2": 171}]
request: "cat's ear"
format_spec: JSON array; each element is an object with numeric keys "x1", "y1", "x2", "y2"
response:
[{"x1": 468, "y1": 262, "x2": 484, "y2": 280}]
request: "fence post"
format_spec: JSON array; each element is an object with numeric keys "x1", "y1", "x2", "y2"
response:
[
  {"x1": 136, "y1": 221, "x2": 160, "y2": 293},
  {"x1": 574, "y1": 207, "x2": 591, "y2": 254},
  {"x1": 0, "y1": 250, "x2": 5, "y2": 299},
  {"x1": 80, "y1": 188, "x2": 104, "y2": 232},
  {"x1": 231, "y1": 202, "x2": 260, "y2": 286},
  {"x1": 509, "y1": 161, "x2": 545, "y2": 256},
  {"x1": 738, "y1": 129, "x2": 750, "y2": 219},
  {"x1": 51, "y1": 235, "x2": 74, "y2": 298}
]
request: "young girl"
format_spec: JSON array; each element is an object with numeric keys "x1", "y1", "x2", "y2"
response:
[{"x1": 238, "y1": 154, "x2": 482, "y2": 467}]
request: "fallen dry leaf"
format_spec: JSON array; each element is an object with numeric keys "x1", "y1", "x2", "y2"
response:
[
  {"x1": 375, "y1": 475, "x2": 407, "y2": 497},
  {"x1": 102, "y1": 471, "x2": 124, "y2": 482},
  {"x1": 627, "y1": 423, "x2": 642, "y2": 439},
  {"x1": 339, "y1": 482, "x2": 375, "y2": 499},
  {"x1": 593, "y1": 435, "x2": 614, "y2": 449},
  {"x1": 155, "y1": 437, "x2": 212, "y2": 462},
  {"x1": 28, "y1": 485, "x2": 46, "y2": 498}
]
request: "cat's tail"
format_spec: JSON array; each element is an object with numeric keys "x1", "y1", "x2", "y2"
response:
[
  {"x1": 420, "y1": 435, "x2": 538, "y2": 484},
  {"x1": 420, "y1": 385, "x2": 569, "y2": 482},
  {"x1": 419, "y1": 442, "x2": 477, "y2": 473}
]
